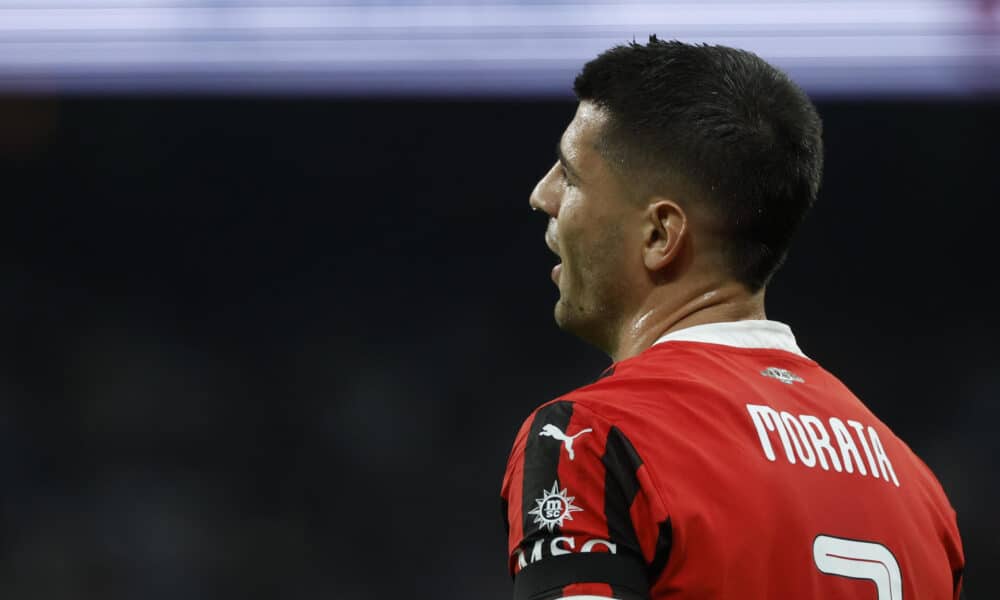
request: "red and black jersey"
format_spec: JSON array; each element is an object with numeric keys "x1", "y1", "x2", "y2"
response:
[{"x1": 500, "y1": 320, "x2": 964, "y2": 600}]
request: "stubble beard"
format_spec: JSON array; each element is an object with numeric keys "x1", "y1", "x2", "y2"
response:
[{"x1": 552, "y1": 238, "x2": 628, "y2": 357}]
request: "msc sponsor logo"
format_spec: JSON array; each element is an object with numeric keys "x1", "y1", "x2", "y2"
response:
[
  {"x1": 513, "y1": 537, "x2": 617, "y2": 573},
  {"x1": 527, "y1": 481, "x2": 584, "y2": 532}
]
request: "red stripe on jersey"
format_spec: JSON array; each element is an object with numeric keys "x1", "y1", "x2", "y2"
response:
[
  {"x1": 563, "y1": 582, "x2": 614, "y2": 598},
  {"x1": 505, "y1": 447, "x2": 525, "y2": 558},
  {"x1": 554, "y1": 410, "x2": 612, "y2": 544},
  {"x1": 502, "y1": 411, "x2": 538, "y2": 559},
  {"x1": 629, "y1": 463, "x2": 658, "y2": 563}
]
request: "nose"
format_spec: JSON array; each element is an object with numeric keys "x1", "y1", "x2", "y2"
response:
[{"x1": 528, "y1": 161, "x2": 561, "y2": 217}]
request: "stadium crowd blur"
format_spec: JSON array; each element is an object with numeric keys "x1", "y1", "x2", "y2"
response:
[{"x1": 1, "y1": 97, "x2": 996, "y2": 599}]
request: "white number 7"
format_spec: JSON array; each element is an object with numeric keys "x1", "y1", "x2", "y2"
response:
[{"x1": 813, "y1": 535, "x2": 903, "y2": 600}]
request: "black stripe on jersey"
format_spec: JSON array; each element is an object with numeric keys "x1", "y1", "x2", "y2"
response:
[
  {"x1": 513, "y1": 552, "x2": 649, "y2": 600},
  {"x1": 602, "y1": 426, "x2": 645, "y2": 599},
  {"x1": 521, "y1": 400, "x2": 574, "y2": 539},
  {"x1": 647, "y1": 518, "x2": 673, "y2": 582}
]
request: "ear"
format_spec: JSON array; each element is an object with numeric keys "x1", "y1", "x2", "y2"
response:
[{"x1": 642, "y1": 199, "x2": 688, "y2": 272}]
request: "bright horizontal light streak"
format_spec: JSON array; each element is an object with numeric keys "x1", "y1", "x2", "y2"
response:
[
  {"x1": 0, "y1": 0, "x2": 995, "y2": 95},
  {"x1": 0, "y1": 2, "x2": 973, "y2": 32}
]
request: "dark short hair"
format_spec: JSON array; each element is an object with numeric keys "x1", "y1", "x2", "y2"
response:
[{"x1": 574, "y1": 36, "x2": 823, "y2": 291}]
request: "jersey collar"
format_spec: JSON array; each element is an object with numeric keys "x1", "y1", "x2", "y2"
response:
[{"x1": 651, "y1": 319, "x2": 808, "y2": 358}]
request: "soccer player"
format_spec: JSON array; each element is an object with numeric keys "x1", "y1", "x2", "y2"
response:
[{"x1": 501, "y1": 38, "x2": 964, "y2": 600}]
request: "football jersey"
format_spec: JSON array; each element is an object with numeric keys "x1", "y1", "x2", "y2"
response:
[{"x1": 501, "y1": 320, "x2": 964, "y2": 600}]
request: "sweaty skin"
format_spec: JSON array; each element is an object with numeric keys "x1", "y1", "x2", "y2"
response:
[{"x1": 529, "y1": 101, "x2": 765, "y2": 362}]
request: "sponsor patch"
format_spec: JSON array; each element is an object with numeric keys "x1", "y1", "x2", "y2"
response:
[{"x1": 528, "y1": 481, "x2": 584, "y2": 532}]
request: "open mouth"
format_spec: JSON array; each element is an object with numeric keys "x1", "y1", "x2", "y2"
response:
[
  {"x1": 545, "y1": 225, "x2": 561, "y2": 284},
  {"x1": 545, "y1": 227, "x2": 560, "y2": 258}
]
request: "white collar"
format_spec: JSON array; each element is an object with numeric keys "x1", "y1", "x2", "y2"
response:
[{"x1": 651, "y1": 319, "x2": 808, "y2": 358}]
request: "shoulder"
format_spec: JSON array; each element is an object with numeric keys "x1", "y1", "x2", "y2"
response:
[
  {"x1": 504, "y1": 342, "x2": 755, "y2": 469},
  {"x1": 533, "y1": 344, "x2": 719, "y2": 415},
  {"x1": 503, "y1": 396, "x2": 614, "y2": 473},
  {"x1": 500, "y1": 374, "x2": 647, "y2": 492},
  {"x1": 502, "y1": 352, "x2": 678, "y2": 466},
  {"x1": 554, "y1": 344, "x2": 718, "y2": 420}
]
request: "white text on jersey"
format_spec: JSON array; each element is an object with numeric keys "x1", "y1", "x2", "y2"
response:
[
  {"x1": 746, "y1": 404, "x2": 900, "y2": 487},
  {"x1": 513, "y1": 537, "x2": 617, "y2": 573}
]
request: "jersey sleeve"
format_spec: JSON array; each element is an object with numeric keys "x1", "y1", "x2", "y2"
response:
[{"x1": 500, "y1": 399, "x2": 672, "y2": 600}]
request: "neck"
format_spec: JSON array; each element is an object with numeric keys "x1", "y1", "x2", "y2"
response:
[{"x1": 609, "y1": 281, "x2": 766, "y2": 362}]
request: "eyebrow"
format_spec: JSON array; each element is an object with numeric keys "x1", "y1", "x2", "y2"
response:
[{"x1": 556, "y1": 140, "x2": 582, "y2": 182}]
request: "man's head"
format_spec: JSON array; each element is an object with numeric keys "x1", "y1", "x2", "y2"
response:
[{"x1": 529, "y1": 37, "x2": 823, "y2": 354}]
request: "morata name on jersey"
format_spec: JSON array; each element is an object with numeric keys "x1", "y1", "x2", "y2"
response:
[{"x1": 746, "y1": 403, "x2": 900, "y2": 487}]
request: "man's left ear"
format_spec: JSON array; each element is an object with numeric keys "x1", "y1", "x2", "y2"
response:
[{"x1": 642, "y1": 199, "x2": 688, "y2": 271}]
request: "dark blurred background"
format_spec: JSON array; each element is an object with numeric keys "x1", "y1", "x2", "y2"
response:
[{"x1": 0, "y1": 96, "x2": 996, "y2": 599}]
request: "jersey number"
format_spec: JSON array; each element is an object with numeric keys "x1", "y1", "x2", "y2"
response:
[{"x1": 813, "y1": 535, "x2": 903, "y2": 600}]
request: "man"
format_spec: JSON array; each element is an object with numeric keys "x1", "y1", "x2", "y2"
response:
[{"x1": 500, "y1": 37, "x2": 964, "y2": 600}]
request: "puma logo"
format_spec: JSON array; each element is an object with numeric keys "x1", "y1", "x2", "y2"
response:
[{"x1": 539, "y1": 424, "x2": 593, "y2": 460}]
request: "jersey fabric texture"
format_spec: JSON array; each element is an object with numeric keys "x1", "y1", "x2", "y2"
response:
[{"x1": 500, "y1": 320, "x2": 964, "y2": 600}]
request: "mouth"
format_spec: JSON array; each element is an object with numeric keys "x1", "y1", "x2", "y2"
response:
[
  {"x1": 545, "y1": 224, "x2": 562, "y2": 284},
  {"x1": 544, "y1": 226, "x2": 560, "y2": 257}
]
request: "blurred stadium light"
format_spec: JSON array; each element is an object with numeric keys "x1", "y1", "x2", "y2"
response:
[{"x1": 0, "y1": 0, "x2": 997, "y2": 96}]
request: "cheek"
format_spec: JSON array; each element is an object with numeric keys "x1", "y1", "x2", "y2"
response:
[
  {"x1": 556, "y1": 215, "x2": 589, "y2": 271},
  {"x1": 556, "y1": 192, "x2": 598, "y2": 248},
  {"x1": 561, "y1": 212, "x2": 626, "y2": 279}
]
